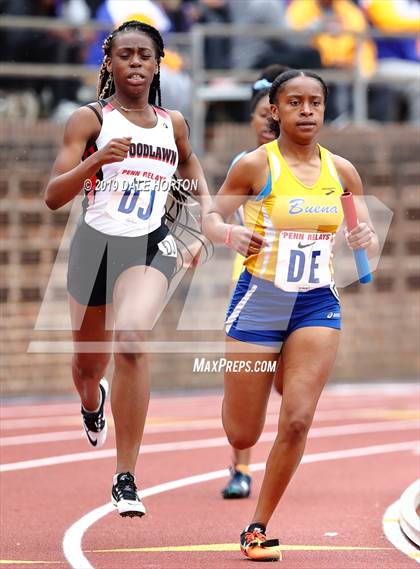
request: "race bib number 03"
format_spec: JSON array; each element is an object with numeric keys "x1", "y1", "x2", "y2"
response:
[{"x1": 275, "y1": 231, "x2": 333, "y2": 292}]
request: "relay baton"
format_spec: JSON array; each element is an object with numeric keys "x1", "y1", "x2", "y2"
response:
[{"x1": 340, "y1": 191, "x2": 372, "y2": 284}]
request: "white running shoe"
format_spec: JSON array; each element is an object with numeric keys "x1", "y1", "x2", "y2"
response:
[
  {"x1": 81, "y1": 378, "x2": 108, "y2": 448},
  {"x1": 112, "y1": 472, "x2": 146, "y2": 518}
]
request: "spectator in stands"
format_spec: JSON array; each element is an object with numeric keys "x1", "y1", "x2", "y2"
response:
[
  {"x1": 286, "y1": 0, "x2": 376, "y2": 121},
  {"x1": 198, "y1": 0, "x2": 320, "y2": 124},
  {"x1": 194, "y1": 0, "x2": 232, "y2": 70},
  {"x1": 88, "y1": 0, "x2": 192, "y2": 116},
  {"x1": 0, "y1": 0, "x2": 90, "y2": 118},
  {"x1": 160, "y1": 0, "x2": 195, "y2": 32},
  {"x1": 229, "y1": 0, "x2": 321, "y2": 71},
  {"x1": 228, "y1": 0, "x2": 282, "y2": 70},
  {"x1": 362, "y1": 0, "x2": 420, "y2": 124},
  {"x1": 84, "y1": 0, "x2": 103, "y2": 17}
]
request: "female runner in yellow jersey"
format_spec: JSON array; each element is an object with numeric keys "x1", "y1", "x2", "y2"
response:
[
  {"x1": 222, "y1": 64, "x2": 287, "y2": 500},
  {"x1": 203, "y1": 69, "x2": 378, "y2": 561}
]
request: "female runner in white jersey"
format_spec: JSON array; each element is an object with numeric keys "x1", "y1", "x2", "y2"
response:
[
  {"x1": 44, "y1": 20, "x2": 210, "y2": 517},
  {"x1": 204, "y1": 70, "x2": 378, "y2": 560}
]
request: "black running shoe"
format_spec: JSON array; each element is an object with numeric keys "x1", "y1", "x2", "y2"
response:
[
  {"x1": 222, "y1": 467, "x2": 252, "y2": 499},
  {"x1": 112, "y1": 472, "x2": 146, "y2": 518},
  {"x1": 81, "y1": 378, "x2": 108, "y2": 448},
  {"x1": 240, "y1": 522, "x2": 282, "y2": 561}
]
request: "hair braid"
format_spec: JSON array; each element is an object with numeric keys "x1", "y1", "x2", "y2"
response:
[
  {"x1": 164, "y1": 179, "x2": 213, "y2": 273},
  {"x1": 151, "y1": 64, "x2": 162, "y2": 107},
  {"x1": 96, "y1": 33, "x2": 115, "y2": 99}
]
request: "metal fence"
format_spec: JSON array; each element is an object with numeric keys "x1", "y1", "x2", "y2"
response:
[{"x1": 0, "y1": 16, "x2": 418, "y2": 155}]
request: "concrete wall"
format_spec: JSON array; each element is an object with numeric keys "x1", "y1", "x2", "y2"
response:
[{"x1": 0, "y1": 122, "x2": 419, "y2": 394}]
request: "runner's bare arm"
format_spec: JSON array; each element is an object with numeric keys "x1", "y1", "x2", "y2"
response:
[
  {"x1": 44, "y1": 106, "x2": 131, "y2": 210},
  {"x1": 202, "y1": 149, "x2": 268, "y2": 256},
  {"x1": 334, "y1": 155, "x2": 379, "y2": 257}
]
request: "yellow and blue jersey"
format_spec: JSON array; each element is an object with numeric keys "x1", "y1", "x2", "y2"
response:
[
  {"x1": 244, "y1": 140, "x2": 344, "y2": 284},
  {"x1": 225, "y1": 141, "x2": 344, "y2": 346}
]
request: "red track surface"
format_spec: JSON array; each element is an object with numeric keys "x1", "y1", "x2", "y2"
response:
[{"x1": 1, "y1": 384, "x2": 418, "y2": 569}]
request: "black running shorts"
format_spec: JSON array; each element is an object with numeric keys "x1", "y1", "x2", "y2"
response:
[{"x1": 67, "y1": 219, "x2": 177, "y2": 306}]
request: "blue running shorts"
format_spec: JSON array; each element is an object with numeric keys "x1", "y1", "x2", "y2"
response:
[{"x1": 225, "y1": 269, "x2": 341, "y2": 348}]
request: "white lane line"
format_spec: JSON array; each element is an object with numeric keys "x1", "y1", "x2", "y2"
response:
[
  {"x1": 0, "y1": 412, "x2": 230, "y2": 428},
  {"x1": 2, "y1": 411, "x2": 418, "y2": 447},
  {"x1": 1, "y1": 430, "x2": 85, "y2": 446},
  {"x1": 1, "y1": 403, "x2": 80, "y2": 418},
  {"x1": 326, "y1": 383, "x2": 419, "y2": 396},
  {"x1": 1, "y1": 421, "x2": 418, "y2": 472},
  {"x1": 63, "y1": 467, "x2": 229, "y2": 569},
  {"x1": 3, "y1": 382, "x2": 417, "y2": 418},
  {"x1": 1, "y1": 416, "x2": 82, "y2": 430},
  {"x1": 383, "y1": 500, "x2": 420, "y2": 564},
  {"x1": 63, "y1": 441, "x2": 419, "y2": 569},
  {"x1": 0, "y1": 419, "x2": 237, "y2": 446},
  {"x1": 399, "y1": 480, "x2": 420, "y2": 547},
  {"x1": 2, "y1": 390, "x2": 417, "y2": 425},
  {"x1": 1, "y1": 404, "x2": 418, "y2": 440},
  {"x1": 0, "y1": 401, "x2": 205, "y2": 419},
  {"x1": 0, "y1": 396, "x2": 224, "y2": 420}
]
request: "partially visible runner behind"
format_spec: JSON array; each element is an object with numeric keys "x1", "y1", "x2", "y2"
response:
[
  {"x1": 44, "y1": 20, "x2": 210, "y2": 518},
  {"x1": 222, "y1": 64, "x2": 288, "y2": 501},
  {"x1": 203, "y1": 70, "x2": 378, "y2": 561}
]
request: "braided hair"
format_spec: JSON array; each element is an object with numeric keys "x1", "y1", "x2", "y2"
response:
[
  {"x1": 165, "y1": 179, "x2": 213, "y2": 271},
  {"x1": 96, "y1": 20, "x2": 165, "y2": 105}
]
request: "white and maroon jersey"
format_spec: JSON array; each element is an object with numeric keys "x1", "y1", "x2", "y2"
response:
[{"x1": 83, "y1": 101, "x2": 178, "y2": 237}]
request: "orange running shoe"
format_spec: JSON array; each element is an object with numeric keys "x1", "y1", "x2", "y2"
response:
[{"x1": 240, "y1": 523, "x2": 282, "y2": 562}]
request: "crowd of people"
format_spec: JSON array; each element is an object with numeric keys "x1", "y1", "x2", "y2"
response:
[{"x1": 0, "y1": 0, "x2": 419, "y2": 123}]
